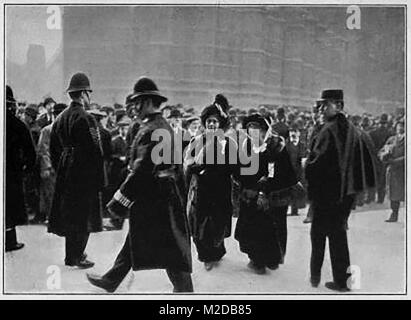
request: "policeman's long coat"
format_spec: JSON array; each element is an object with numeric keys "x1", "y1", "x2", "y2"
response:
[
  {"x1": 48, "y1": 101, "x2": 104, "y2": 236},
  {"x1": 117, "y1": 113, "x2": 192, "y2": 272},
  {"x1": 6, "y1": 110, "x2": 37, "y2": 228}
]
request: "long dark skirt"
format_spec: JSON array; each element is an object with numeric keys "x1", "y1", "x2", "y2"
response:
[{"x1": 235, "y1": 201, "x2": 282, "y2": 268}]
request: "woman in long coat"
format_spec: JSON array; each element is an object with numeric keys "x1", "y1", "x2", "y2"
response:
[
  {"x1": 379, "y1": 119, "x2": 405, "y2": 222},
  {"x1": 234, "y1": 114, "x2": 285, "y2": 274},
  {"x1": 185, "y1": 96, "x2": 237, "y2": 271}
]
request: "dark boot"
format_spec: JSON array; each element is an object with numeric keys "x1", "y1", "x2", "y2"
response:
[
  {"x1": 5, "y1": 228, "x2": 25, "y2": 252},
  {"x1": 386, "y1": 201, "x2": 400, "y2": 222},
  {"x1": 385, "y1": 211, "x2": 398, "y2": 222}
]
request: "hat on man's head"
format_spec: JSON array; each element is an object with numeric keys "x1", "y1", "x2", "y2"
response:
[
  {"x1": 379, "y1": 113, "x2": 388, "y2": 124},
  {"x1": 67, "y1": 72, "x2": 92, "y2": 93},
  {"x1": 117, "y1": 116, "x2": 132, "y2": 127},
  {"x1": 88, "y1": 109, "x2": 107, "y2": 119},
  {"x1": 53, "y1": 103, "x2": 67, "y2": 116},
  {"x1": 6, "y1": 85, "x2": 16, "y2": 103},
  {"x1": 129, "y1": 77, "x2": 167, "y2": 103},
  {"x1": 44, "y1": 97, "x2": 56, "y2": 106},
  {"x1": 24, "y1": 104, "x2": 38, "y2": 119},
  {"x1": 168, "y1": 108, "x2": 183, "y2": 119},
  {"x1": 186, "y1": 116, "x2": 200, "y2": 125},
  {"x1": 248, "y1": 108, "x2": 258, "y2": 116},
  {"x1": 101, "y1": 105, "x2": 115, "y2": 114},
  {"x1": 317, "y1": 89, "x2": 344, "y2": 102}
]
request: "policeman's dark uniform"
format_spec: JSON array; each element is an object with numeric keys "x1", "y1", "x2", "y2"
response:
[
  {"x1": 5, "y1": 86, "x2": 37, "y2": 251},
  {"x1": 49, "y1": 73, "x2": 104, "y2": 268},
  {"x1": 87, "y1": 77, "x2": 193, "y2": 293},
  {"x1": 305, "y1": 89, "x2": 376, "y2": 291}
]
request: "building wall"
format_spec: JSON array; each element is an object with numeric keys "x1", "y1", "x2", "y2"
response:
[{"x1": 60, "y1": 6, "x2": 404, "y2": 113}]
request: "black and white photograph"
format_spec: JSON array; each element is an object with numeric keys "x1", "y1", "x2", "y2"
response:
[{"x1": 1, "y1": 1, "x2": 408, "y2": 298}]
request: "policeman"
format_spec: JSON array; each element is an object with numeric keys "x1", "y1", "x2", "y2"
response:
[
  {"x1": 86, "y1": 77, "x2": 193, "y2": 293},
  {"x1": 306, "y1": 89, "x2": 376, "y2": 292},
  {"x1": 49, "y1": 72, "x2": 104, "y2": 269}
]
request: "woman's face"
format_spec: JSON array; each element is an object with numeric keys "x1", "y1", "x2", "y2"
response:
[
  {"x1": 205, "y1": 116, "x2": 220, "y2": 131},
  {"x1": 396, "y1": 123, "x2": 405, "y2": 136},
  {"x1": 247, "y1": 124, "x2": 266, "y2": 144}
]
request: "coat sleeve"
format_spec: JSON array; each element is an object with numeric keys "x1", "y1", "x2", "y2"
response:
[
  {"x1": 20, "y1": 121, "x2": 37, "y2": 172},
  {"x1": 113, "y1": 130, "x2": 156, "y2": 207},
  {"x1": 305, "y1": 128, "x2": 331, "y2": 184},
  {"x1": 37, "y1": 127, "x2": 52, "y2": 172},
  {"x1": 50, "y1": 123, "x2": 62, "y2": 171}
]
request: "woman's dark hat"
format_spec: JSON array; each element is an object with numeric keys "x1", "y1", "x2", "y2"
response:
[
  {"x1": 243, "y1": 114, "x2": 269, "y2": 132},
  {"x1": 129, "y1": 77, "x2": 167, "y2": 103}
]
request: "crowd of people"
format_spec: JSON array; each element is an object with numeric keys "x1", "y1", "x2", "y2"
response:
[{"x1": 5, "y1": 72, "x2": 405, "y2": 293}]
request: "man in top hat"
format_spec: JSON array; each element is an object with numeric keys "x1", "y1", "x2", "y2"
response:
[
  {"x1": 86, "y1": 77, "x2": 193, "y2": 293},
  {"x1": 5, "y1": 85, "x2": 37, "y2": 251},
  {"x1": 48, "y1": 72, "x2": 104, "y2": 269},
  {"x1": 305, "y1": 89, "x2": 376, "y2": 292},
  {"x1": 37, "y1": 97, "x2": 56, "y2": 129},
  {"x1": 36, "y1": 103, "x2": 67, "y2": 224},
  {"x1": 369, "y1": 113, "x2": 393, "y2": 203}
]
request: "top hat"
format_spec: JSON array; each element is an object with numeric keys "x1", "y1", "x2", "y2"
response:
[
  {"x1": 129, "y1": 77, "x2": 167, "y2": 103},
  {"x1": 317, "y1": 89, "x2": 344, "y2": 102},
  {"x1": 6, "y1": 85, "x2": 16, "y2": 103}
]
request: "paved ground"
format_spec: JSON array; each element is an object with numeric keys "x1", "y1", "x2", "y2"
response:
[{"x1": 4, "y1": 203, "x2": 406, "y2": 295}]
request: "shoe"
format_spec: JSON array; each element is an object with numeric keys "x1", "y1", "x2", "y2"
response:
[
  {"x1": 385, "y1": 212, "x2": 398, "y2": 223},
  {"x1": 204, "y1": 262, "x2": 214, "y2": 271},
  {"x1": 325, "y1": 281, "x2": 351, "y2": 292},
  {"x1": 247, "y1": 261, "x2": 266, "y2": 275},
  {"x1": 66, "y1": 258, "x2": 95, "y2": 269},
  {"x1": 266, "y1": 264, "x2": 279, "y2": 271},
  {"x1": 86, "y1": 273, "x2": 118, "y2": 293},
  {"x1": 310, "y1": 276, "x2": 320, "y2": 288},
  {"x1": 5, "y1": 243, "x2": 25, "y2": 252}
]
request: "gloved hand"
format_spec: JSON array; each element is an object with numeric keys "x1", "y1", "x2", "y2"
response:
[
  {"x1": 106, "y1": 199, "x2": 129, "y2": 219},
  {"x1": 256, "y1": 192, "x2": 269, "y2": 211}
]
